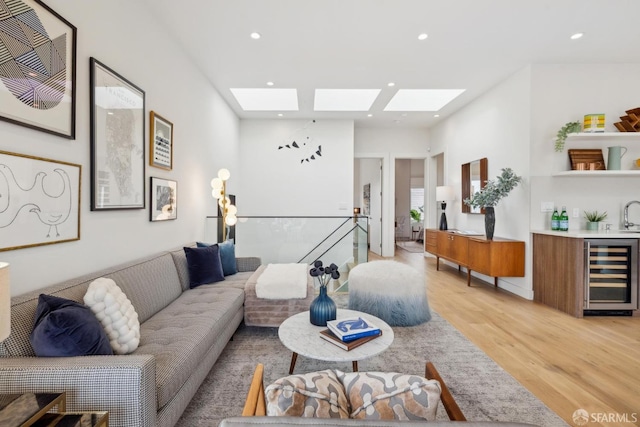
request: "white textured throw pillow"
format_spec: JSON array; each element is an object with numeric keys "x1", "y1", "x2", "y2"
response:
[{"x1": 84, "y1": 278, "x2": 140, "y2": 354}]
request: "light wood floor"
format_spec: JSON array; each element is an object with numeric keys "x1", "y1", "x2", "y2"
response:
[{"x1": 382, "y1": 247, "x2": 640, "y2": 427}]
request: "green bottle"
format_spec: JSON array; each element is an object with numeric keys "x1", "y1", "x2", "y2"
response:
[
  {"x1": 560, "y1": 206, "x2": 569, "y2": 231},
  {"x1": 551, "y1": 208, "x2": 560, "y2": 231}
]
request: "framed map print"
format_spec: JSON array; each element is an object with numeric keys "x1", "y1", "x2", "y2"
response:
[
  {"x1": 0, "y1": 0, "x2": 77, "y2": 139},
  {"x1": 0, "y1": 150, "x2": 81, "y2": 251},
  {"x1": 90, "y1": 57, "x2": 145, "y2": 210}
]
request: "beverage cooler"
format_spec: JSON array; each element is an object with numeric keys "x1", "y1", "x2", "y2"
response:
[{"x1": 584, "y1": 239, "x2": 638, "y2": 314}]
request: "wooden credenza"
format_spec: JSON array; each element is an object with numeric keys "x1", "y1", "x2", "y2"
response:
[{"x1": 424, "y1": 229, "x2": 525, "y2": 286}]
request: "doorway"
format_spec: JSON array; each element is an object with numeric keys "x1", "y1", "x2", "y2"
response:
[
  {"x1": 354, "y1": 158, "x2": 382, "y2": 256},
  {"x1": 394, "y1": 158, "x2": 426, "y2": 252}
]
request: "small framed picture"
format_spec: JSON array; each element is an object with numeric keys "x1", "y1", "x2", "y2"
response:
[
  {"x1": 150, "y1": 111, "x2": 173, "y2": 170},
  {"x1": 150, "y1": 177, "x2": 177, "y2": 221}
]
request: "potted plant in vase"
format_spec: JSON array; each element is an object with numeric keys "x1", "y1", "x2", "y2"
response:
[
  {"x1": 584, "y1": 210, "x2": 607, "y2": 231},
  {"x1": 309, "y1": 260, "x2": 339, "y2": 326},
  {"x1": 463, "y1": 168, "x2": 522, "y2": 240}
]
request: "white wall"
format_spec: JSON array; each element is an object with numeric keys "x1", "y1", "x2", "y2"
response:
[
  {"x1": 429, "y1": 63, "x2": 640, "y2": 301},
  {"x1": 234, "y1": 119, "x2": 354, "y2": 263},
  {"x1": 1, "y1": 1, "x2": 240, "y2": 296},
  {"x1": 354, "y1": 127, "x2": 429, "y2": 255},
  {"x1": 238, "y1": 120, "x2": 354, "y2": 216},
  {"x1": 429, "y1": 67, "x2": 532, "y2": 298},
  {"x1": 529, "y1": 64, "x2": 640, "y2": 231}
]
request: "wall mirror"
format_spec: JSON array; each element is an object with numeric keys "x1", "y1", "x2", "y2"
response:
[{"x1": 461, "y1": 157, "x2": 488, "y2": 214}]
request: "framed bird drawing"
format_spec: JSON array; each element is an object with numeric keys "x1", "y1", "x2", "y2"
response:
[{"x1": 0, "y1": 150, "x2": 81, "y2": 251}]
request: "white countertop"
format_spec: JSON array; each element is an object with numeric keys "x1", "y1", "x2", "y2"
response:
[{"x1": 531, "y1": 229, "x2": 640, "y2": 238}]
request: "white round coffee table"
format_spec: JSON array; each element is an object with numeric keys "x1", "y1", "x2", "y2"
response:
[{"x1": 278, "y1": 308, "x2": 394, "y2": 374}]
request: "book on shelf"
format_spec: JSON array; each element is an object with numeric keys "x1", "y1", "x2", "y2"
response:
[
  {"x1": 319, "y1": 328, "x2": 382, "y2": 351},
  {"x1": 326, "y1": 317, "x2": 381, "y2": 342}
]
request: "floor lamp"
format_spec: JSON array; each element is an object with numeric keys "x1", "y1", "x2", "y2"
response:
[
  {"x1": 211, "y1": 169, "x2": 237, "y2": 242},
  {"x1": 436, "y1": 186, "x2": 455, "y2": 231}
]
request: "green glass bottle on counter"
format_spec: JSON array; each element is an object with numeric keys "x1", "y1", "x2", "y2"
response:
[
  {"x1": 551, "y1": 208, "x2": 560, "y2": 231},
  {"x1": 559, "y1": 206, "x2": 569, "y2": 231}
]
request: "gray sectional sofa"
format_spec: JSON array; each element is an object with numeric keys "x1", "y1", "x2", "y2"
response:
[{"x1": 0, "y1": 243, "x2": 261, "y2": 427}]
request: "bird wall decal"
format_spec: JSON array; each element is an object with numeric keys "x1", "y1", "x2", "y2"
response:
[{"x1": 276, "y1": 120, "x2": 324, "y2": 165}]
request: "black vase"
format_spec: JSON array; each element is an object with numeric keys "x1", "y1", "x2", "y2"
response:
[
  {"x1": 309, "y1": 286, "x2": 337, "y2": 326},
  {"x1": 484, "y1": 206, "x2": 495, "y2": 240}
]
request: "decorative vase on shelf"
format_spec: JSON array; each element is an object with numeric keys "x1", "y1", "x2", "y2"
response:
[
  {"x1": 484, "y1": 207, "x2": 495, "y2": 240},
  {"x1": 309, "y1": 286, "x2": 336, "y2": 326}
]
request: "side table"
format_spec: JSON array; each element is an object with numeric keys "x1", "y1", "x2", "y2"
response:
[{"x1": 0, "y1": 392, "x2": 108, "y2": 427}]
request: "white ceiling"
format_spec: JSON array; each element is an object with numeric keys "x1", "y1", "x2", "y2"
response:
[{"x1": 145, "y1": 0, "x2": 640, "y2": 129}]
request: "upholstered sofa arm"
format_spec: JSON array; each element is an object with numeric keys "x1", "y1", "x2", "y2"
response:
[
  {"x1": 237, "y1": 257, "x2": 262, "y2": 272},
  {"x1": 0, "y1": 354, "x2": 156, "y2": 427}
]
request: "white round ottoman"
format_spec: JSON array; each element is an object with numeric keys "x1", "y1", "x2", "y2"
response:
[{"x1": 348, "y1": 261, "x2": 431, "y2": 326}]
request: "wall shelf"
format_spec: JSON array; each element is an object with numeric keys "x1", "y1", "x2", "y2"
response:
[
  {"x1": 553, "y1": 170, "x2": 640, "y2": 177},
  {"x1": 567, "y1": 132, "x2": 639, "y2": 139}
]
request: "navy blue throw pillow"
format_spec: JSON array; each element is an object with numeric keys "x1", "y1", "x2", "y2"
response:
[
  {"x1": 197, "y1": 241, "x2": 238, "y2": 276},
  {"x1": 184, "y1": 245, "x2": 225, "y2": 287},
  {"x1": 30, "y1": 294, "x2": 113, "y2": 357}
]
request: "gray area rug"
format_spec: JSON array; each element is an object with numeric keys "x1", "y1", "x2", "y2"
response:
[
  {"x1": 176, "y1": 295, "x2": 567, "y2": 427},
  {"x1": 396, "y1": 240, "x2": 424, "y2": 253}
]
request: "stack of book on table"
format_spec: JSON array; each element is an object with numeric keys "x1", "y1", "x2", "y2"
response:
[{"x1": 320, "y1": 317, "x2": 382, "y2": 351}]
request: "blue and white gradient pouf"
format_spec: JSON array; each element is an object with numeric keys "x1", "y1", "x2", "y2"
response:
[{"x1": 348, "y1": 260, "x2": 431, "y2": 326}]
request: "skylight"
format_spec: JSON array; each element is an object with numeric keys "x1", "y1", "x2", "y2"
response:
[
  {"x1": 314, "y1": 89, "x2": 381, "y2": 111},
  {"x1": 384, "y1": 89, "x2": 465, "y2": 111},
  {"x1": 230, "y1": 88, "x2": 299, "y2": 111}
]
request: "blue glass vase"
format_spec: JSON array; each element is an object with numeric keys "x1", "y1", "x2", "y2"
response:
[{"x1": 309, "y1": 286, "x2": 337, "y2": 326}]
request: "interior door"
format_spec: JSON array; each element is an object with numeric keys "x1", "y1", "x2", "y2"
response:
[
  {"x1": 369, "y1": 160, "x2": 382, "y2": 256},
  {"x1": 356, "y1": 158, "x2": 383, "y2": 256}
]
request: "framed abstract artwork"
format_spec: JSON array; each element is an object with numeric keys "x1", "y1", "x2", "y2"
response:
[
  {"x1": 149, "y1": 111, "x2": 173, "y2": 170},
  {"x1": 0, "y1": 0, "x2": 77, "y2": 139},
  {"x1": 0, "y1": 150, "x2": 81, "y2": 251},
  {"x1": 149, "y1": 177, "x2": 177, "y2": 221},
  {"x1": 90, "y1": 57, "x2": 145, "y2": 210}
]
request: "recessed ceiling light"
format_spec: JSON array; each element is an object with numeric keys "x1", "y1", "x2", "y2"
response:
[
  {"x1": 250, "y1": 32, "x2": 261, "y2": 39},
  {"x1": 266, "y1": 81, "x2": 274, "y2": 86},
  {"x1": 418, "y1": 33, "x2": 428, "y2": 41},
  {"x1": 314, "y1": 89, "x2": 381, "y2": 111},
  {"x1": 277, "y1": 113, "x2": 283, "y2": 117},
  {"x1": 384, "y1": 89, "x2": 465, "y2": 111},
  {"x1": 387, "y1": 82, "x2": 395, "y2": 87},
  {"x1": 434, "y1": 114, "x2": 440, "y2": 118},
  {"x1": 570, "y1": 33, "x2": 583, "y2": 40},
  {"x1": 367, "y1": 114, "x2": 373, "y2": 117},
  {"x1": 230, "y1": 88, "x2": 298, "y2": 111}
]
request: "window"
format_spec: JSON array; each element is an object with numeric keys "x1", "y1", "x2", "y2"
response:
[{"x1": 410, "y1": 188, "x2": 424, "y2": 221}]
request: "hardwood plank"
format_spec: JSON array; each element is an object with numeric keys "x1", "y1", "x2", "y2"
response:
[{"x1": 387, "y1": 247, "x2": 640, "y2": 427}]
